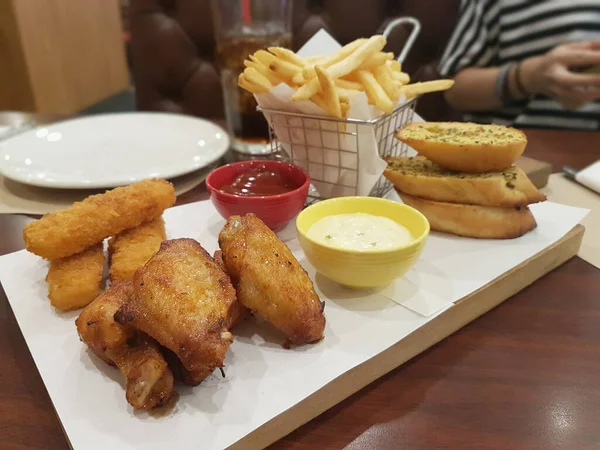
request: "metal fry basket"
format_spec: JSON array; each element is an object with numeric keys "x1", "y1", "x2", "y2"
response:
[
  {"x1": 259, "y1": 99, "x2": 418, "y2": 203},
  {"x1": 257, "y1": 17, "x2": 422, "y2": 203}
]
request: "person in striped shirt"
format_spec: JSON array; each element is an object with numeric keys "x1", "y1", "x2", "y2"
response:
[{"x1": 439, "y1": 0, "x2": 600, "y2": 131}]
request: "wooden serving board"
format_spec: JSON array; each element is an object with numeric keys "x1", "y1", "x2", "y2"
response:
[{"x1": 231, "y1": 224, "x2": 585, "y2": 450}]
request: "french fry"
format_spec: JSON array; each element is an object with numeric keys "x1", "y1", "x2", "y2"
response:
[
  {"x1": 339, "y1": 72, "x2": 357, "y2": 82},
  {"x1": 337, "y1": 87, "x2": 362, "y2": 101},
  {"x1": 249, "y1": 54, "x2": 292, "y2": 84},
  {"x1": 310, "y1": 93, "x2": 328, "y2": 112},
  {"x1": 356, "y1": 70, "x2": 394, "y2": 113},
  {"x1": 238, "y1": 73, "x2": 268, "y2": 94},
  {"x1": 269, "y1": 59, "x2": 302, "y2": 80},
  {"x1": 238, "y1": 72, "x2": 251, "y2": 89},
  {"x1": 334, "y1": 79, "x2": 364, "y2": 91},
  {"x1": 245, "y1": 60, "x2": 287, "y2": 86},
  {"x1": 235, "y1": 33, "x2": 456, "y2": 121},
  {"x1": 387, "y1": 60, "x2": 402, "y2": 72},
  {"x1": 292, "y1": 35, "x2": 386, "y2": 101},
  {"x1": 401, "y1": 79, "x2": 455, "y2": 99},
  {"x1": 254, "y1": 50, "x2": 301, "y2": 80},
  {"x1": 340, "y1": 101, "x2": 350, "y2": 118},
  {"x1": 315, "y1": 65, "x2": 342, "y2": 118},
  {"x1": 358, "y1": 52, "x2": 394, "y2": 70},
  {"x1": 305, "y1": 55, "x2": 324, "y2": 64},
  {"x1": 327, "y1": 35, "x2": 386, "y2": 78},
  {"x1": 291, "y1": 77, "x2": 321, "y2": 101},
  {"x1": 373, "y1": 64, "x2": 399, "y2": 102},
  {"x1": 292, "y1": 72, "x2": 305, "y2": 84},
  {"x1": 243, "y1": 67, "x2": 273, "y2": 91},
  {"x1": 392, "y1": 71, "x2": 411, "y2": 84},
  {"x1": 268, "y1": 47, "x2": 307, "y2": 68},
  {"x1": 302, "y1": 38, "x2": 367, "y2": 80}
]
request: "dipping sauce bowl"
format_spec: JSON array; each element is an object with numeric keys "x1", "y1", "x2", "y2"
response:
[{"x1": 206, "y1": 160, "x2": 310, "y2": 230}]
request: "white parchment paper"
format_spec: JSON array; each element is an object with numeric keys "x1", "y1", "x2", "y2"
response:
[{"x1": 0, "y1": 198, "x2": 588, "y2": 450}]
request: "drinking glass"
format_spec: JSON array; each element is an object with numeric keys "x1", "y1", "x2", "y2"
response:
[{"x1": 211, "y1": 0, "x2": 292, "y2": 155}]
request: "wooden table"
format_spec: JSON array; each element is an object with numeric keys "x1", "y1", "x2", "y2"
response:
[{"x1": 1, "y1": 113, "x2": 599, "y2": 449}]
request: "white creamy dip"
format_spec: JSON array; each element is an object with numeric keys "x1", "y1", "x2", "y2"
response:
[{"x1": 307, "y1": 213, "x2": 414, "y2": 251}]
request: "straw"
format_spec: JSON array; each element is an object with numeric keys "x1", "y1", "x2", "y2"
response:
[{"x1": 242, "y1": 0, "x2": 251, "y2": 24}]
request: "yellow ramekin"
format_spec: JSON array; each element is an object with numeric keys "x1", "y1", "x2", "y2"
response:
[{"x1": 296, "y1": 197, "x2": 430, "y2": 289}]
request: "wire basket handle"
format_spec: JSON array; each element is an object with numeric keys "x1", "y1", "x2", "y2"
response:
[{"x1": 383, "y1": 17, "x2": 421, "y2": 64}]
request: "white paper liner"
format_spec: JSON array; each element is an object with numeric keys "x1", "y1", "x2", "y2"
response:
[{"x1": 0, "y1": 198, "x2": 589, "y2": 450}]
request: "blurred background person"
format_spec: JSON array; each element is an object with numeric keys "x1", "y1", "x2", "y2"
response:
[{"x1": 440, "y1": 0, "x2": 600, "y2": 131}]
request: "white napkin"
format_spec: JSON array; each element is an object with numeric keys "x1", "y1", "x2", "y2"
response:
[{"x1": 0, "y1": 126, "x2": 11, "y2": 139}]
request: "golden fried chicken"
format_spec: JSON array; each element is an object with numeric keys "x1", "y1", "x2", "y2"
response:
[
  {"x1": 75, "y1": 282, "x2": 174, "y2": 410},
  {"x1": 219, "y1": 214, "x2": 326, "y2": 345},
  {"x1": 115, "y1": 239, "x2": 237, "y2": 385},
  {"x1": 214, "y1": 250, "x2": 250, "y2": 329}
]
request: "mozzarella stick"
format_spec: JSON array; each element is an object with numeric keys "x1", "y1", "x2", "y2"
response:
[
  {"x1": 46, "y1": 244, "x2": 105, "y2": 310},
  {"x1": 108, "y1": 217, "x2": 166, "y2": 282},
  {"x1": 23, "y1": 179, "x2": 175, "y2": 260}
]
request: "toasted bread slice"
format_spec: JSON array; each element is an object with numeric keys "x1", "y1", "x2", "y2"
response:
[
  {"x1": 398, "y1": 192, "x2": 537, "y2": 239},
  {"x1": 384, "y1": 156, "x2": 546, "y2": 207},
  {"x1": 396, "y1": 122, "x2": 527, "y2": 173}
]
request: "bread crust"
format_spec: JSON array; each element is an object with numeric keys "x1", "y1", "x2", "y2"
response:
[
  {"x1": 396, "y1": 122, "x2": 527, "y2": 173},
  {"x1": 398, "y1": 192, "x2": 537, "y2": 239},
  {"x1": 384, "y1": 157, "x2": 546, "y2": 207}
]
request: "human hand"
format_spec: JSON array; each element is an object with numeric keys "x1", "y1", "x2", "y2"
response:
[{"x1": 521, "y1": 39, "x2": 600, "y2": 109}]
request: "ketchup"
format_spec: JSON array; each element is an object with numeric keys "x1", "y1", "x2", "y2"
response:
[{"x1": 220, "y1": 164, "x2": 299, "y2": 196}]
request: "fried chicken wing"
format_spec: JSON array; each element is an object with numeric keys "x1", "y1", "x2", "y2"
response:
[
  {"x1": 219, "y1": 214, "x2": 326, "y2": 345},
  {"x1": 76, "y1": 282, "x2": 174, "y2": 410},
  {"x1": 46, "y1": 243, "x2": 105, "y2": 310},
  {"x1": 108, "y1": 216, "x2": 166, "y2": 282},
  {"x1": 24, "y1": 179, "x2": 175, "y2": 260},
  {"x1": 214, "y1": 250, "x2": 250, "y2": 329},
  {"x1": 115, "y1": 239, "x2": 237, "y2": 385}
]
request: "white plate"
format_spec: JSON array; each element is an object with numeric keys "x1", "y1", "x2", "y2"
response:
[{"x1": 0, "y1": 113, "x2": 230, "y2": 189}]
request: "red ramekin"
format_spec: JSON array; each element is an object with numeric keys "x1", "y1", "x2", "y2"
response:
[{"x1": 206, "y1": 160, "x2": 310, "y2": 230}]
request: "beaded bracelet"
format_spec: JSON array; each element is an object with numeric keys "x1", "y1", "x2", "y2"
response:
[
  {"x1": 495, "y1": 63, "x2": 513, "y2": 106},
  {"x1": 514, "y1": 62, "x2": 529, "y2": 97}
]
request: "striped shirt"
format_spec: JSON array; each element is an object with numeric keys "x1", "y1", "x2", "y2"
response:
[{"x1": 439, "y1": 0, "x2": 600, "y2": 131}]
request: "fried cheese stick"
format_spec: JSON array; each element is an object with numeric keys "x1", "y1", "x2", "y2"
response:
[
  {"x1": 23, "y1": 179, "x2": 175, "y2": 260},
  {"x1": 46, "y1": 243, "x2": 105, "y2": 310},
  {"x1": 109, "y1": 217, "x2": 166, "y2": 282}
]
